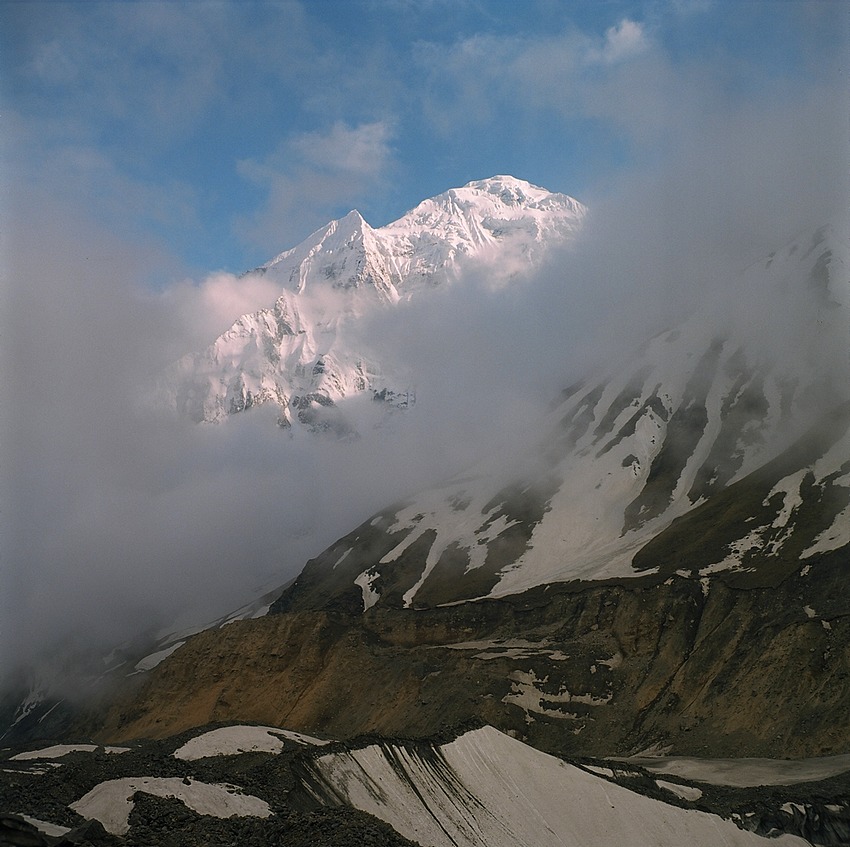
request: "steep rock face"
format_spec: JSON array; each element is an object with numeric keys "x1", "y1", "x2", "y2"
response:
[
  {"x1": 85, "y1": 545, "x2": 849, "y2": 760},
  {"x1": 158, "y1": 176, "x2": 586, "y2": 429}
]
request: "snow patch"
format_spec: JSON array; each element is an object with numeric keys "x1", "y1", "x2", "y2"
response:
[
  {"x1": 174, "y1": 725, "x2": 329, "y2": 759},
  {"x1": 700, "y1": 529, "x2": 763, "y2": 573},
  {"x1": 333, "y1": 547, "x2": 352, "y2": 569},
  {"x1": 440, "y1": 639, "x2": 568, "y2": 661},
  {"x1": 503, "y1": 669, "x2": 610, "y2": 719},
  {"x1": 14, "y1": 815, "x2": 71, "y2": 838},
  {"x1": 765, "y1": 470, "x2": 807, "y2": 550},
  {"x1": 802, "y1": 502, "x2": 850, "y2": 557},
  {"x1": 11, "y1": 744, "x2": 130, "y2": 760},
  {"x1": 71, "y1": 777, "x2": 272, "y2": 835},
  {"x1": 3, "y1": 762, "x2": 63, "y2": 774},
  {"x1": 597, "y1": 652, "x2": 623, "y2": 670},
  {"x1": 626, "y1": 752, "x2": 850, "y2": 786},
  {"x1": 656, "y1": 780, "x2": 703, "y2": 801},
  {"x1": 354, "y1": 569, "x2": 381, "y2": 611},
  {"x1": 133, "y1": 641, "x2": 186, "y2": 673},
  {"x1": 6, "y1": 683, "x2": 50, "y2": 732}
]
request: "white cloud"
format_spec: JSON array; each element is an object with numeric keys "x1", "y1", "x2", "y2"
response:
[
  {"x1": 594, "y1": 19, "x2": 650, "y2": 65},
  {"x1": 413, "y1": 18, "x2": 654, "y2": 136},
  {"x1": 290, "y1": 120, "x2": 394, "y2": 177},
  {"x1": 160, "y1": 272, "x2": 282, "y2": 351}
]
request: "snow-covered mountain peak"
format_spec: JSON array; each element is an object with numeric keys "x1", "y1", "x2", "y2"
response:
[
  {"x1": 159, "y1": 176, "x2": 585, "y2": 427},
  {"x1": 247, "y1": 175, "x2": 585, "y2": 297},
  {"x1": 457, "y1": 174, "x2": 571, "y2": 207},
  {"x1": 256, "y1": 208, "x2": 387, "y2": 296},
  {"x1": 385, "y1": 175, "x2": 585, "y2": 248}
]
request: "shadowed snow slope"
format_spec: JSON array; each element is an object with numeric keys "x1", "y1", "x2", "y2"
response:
[
  {"x1": 303, "y1": 726, "x2": 809, "y2": 847},
  {"x1": 626, "y1": 752, "x2": 850, "y2": 788}
]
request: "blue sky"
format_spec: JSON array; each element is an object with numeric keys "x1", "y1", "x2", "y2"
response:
[{"x1": 3, "y1": 0, "x2": 847, "y2": 280}]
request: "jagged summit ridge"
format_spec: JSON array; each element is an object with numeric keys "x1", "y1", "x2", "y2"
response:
[
  {"x1": 159, "y1": 176, "x2": 585, "y2": 427},
  {"x1": 255, "y1": 175, "x2": 586, "y2": 295}
]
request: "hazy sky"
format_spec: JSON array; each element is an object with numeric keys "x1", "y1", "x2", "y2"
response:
[
  {"x1": 2, "y1": 0, "x2": 846, "y2": 275},
  {"x1": 1, "y1": 1, "x2": 848, "y2": 680}
]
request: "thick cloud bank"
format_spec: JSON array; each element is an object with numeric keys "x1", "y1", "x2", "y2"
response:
[{"x1": 2, "y1": 35, "x2": 848, "y2": 687}]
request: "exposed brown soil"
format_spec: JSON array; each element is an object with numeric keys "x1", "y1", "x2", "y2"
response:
[{"x1": 79, "y1": 549, "x2": 850, "y2": 761}]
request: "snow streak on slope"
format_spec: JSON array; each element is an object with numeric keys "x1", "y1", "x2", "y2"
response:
[
  {"x1": 11, "y1": 744, "x2": 129, "y2": 760},
  {"x1": 303, "y1": 726, "x2": 809, "y2": 847},
  {"x1": 159, "y1": 176, "x2": 585, "y2": 428}
]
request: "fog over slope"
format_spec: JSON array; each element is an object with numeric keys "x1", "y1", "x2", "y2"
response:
[{"x1": 1, "y1": 62, "x2": 847, "y2": 687}]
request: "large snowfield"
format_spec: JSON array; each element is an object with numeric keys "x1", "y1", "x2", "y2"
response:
[{"x1": 307, "y1": 726, "x2": 811, "y2": 847}]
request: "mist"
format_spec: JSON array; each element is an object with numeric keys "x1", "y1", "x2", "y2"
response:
[{"x1": 2, "y1": 35, "x2": 848, "y2": 692}]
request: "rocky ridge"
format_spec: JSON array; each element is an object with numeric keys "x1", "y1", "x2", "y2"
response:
[
  {"x1": 80, "y1": 532, "x2": 850, "y2": 762},
  {"x1": 2, "y1": 723, "x2": 847, "y2": 846}
]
